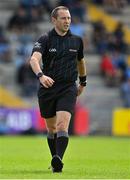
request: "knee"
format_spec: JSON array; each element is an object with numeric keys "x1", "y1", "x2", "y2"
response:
[
  {"x1": 56, "y1": 121, "x2": 67, "y2": 132},
  {"x1": 46, "y1": 125, "x2": 56, "y2": 133}
]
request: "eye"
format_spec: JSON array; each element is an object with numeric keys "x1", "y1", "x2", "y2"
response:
[
  {"x1": 60, "y1": 17, "x2": 71, "y2": 20},
  {"x1": 61, "y1": 17, "x2": 66, "y2": 20}
]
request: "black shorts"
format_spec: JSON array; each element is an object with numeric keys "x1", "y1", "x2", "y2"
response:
[{"x1": 38, "y1": 82, "x2": 77, "y2": 118}]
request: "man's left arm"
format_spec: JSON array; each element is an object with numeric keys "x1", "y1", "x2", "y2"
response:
[{"x1": 77, "y1": 58, "x2": 87, "y2": 96}]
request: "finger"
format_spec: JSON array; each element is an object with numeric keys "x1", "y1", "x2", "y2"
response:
[
  {"x1": 49, "y1": 78, "x2": 55, "y2": 83},
  {"x1": 40, "y1": 79, "x2": 49, "y2": 88},
  {"x1": 45, "y1": 80, "x2": 53, "y2": 87},
  {"x1": 43, "y1": 83, "x2": 49, "y2": 88},
  {"x1": 47, "y1": 78, "x2": 54, "y2": 85}
]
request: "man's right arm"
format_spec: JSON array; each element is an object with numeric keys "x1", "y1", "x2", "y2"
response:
[{"x1": 30, "y1": 51, "x2": 55, "y2": 88}]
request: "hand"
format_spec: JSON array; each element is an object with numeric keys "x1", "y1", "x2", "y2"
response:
[
  {"x1": 77, "y1": 85, "x2": 85, "y2": 96},
  {"x1": 39, "y1": 75, "x2": 55, "y2": 88}
]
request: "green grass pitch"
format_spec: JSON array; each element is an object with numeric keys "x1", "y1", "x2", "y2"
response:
[{"x1": 0, "y1": 135, "x2": 130, "y2": 179}]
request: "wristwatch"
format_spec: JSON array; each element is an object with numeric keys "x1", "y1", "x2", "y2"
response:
[
  {"x1": 36, "y1": 72, "x2": 44, "y2": 79},
  {"x1": 79, "y1": 76, "x2": 87, "y2": 87},
  {"x1": 80, "y1": 81, "x2": 87, "y2": 86}
]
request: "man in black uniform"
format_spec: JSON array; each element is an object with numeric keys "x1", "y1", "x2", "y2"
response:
[{"x1": 30, "y1": 6, "x2": 87, "y2": 173}]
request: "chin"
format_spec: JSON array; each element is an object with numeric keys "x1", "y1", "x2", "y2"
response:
[{"x1": 64, "y1": 28, "x2": 69, "y2": 32}]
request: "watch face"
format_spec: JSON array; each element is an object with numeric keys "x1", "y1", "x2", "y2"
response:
[
  {"x1": 37, "y1": 72, "x2": 43, "y2": 78},
  {"x1": 39, "y1": 73, "x2": 43, "y2": 77}
]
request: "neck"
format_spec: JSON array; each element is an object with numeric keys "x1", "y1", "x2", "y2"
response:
[{"x1": 55, "y1": 27, "x2": 67, "y2": 36}]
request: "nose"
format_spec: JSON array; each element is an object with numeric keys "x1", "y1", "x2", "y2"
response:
[{"x1": 65, "y1": 17, "x2": 70, "y2": 23}]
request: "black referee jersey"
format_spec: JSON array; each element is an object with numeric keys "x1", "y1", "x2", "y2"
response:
[{"x1": 32, "y1": 28, "x2": 84, "y2": 83}]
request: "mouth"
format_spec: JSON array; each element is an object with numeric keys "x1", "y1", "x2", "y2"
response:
[{"x1": 64, "y1": 25, "x2": 69, "y2": 29}]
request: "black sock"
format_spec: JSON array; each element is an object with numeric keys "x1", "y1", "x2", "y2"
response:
[
  {"x1": 47, "y1": 133, "x2": 57, "y2": 157},
  {"x1": 56, "y1": 131, "x2": 69, "y2": 160}
]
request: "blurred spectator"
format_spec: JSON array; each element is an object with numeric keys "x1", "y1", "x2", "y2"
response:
[
  {"x1": 125, "y1": 67, "x2": 130, "y2": 78},
  {"x1": 113, "y1": 22, "x2": 127, "y2": 53},
  {"x1": 92, "y1": 0, "x2": 103, "y2": 4},
  {"x1": 106, "y1": 33, "x2": 117, "y2": 52},
  {"x1": 100, "y1": 52, "x2": 118, "y2": 86},
  {"x1": 7, "y1": 5, "x2": 31, "y2": 31},
  {"x1": 20, "y1": 0, "x2": 52, "y2": 12},
  {"x1": 111, "y1": 50, "x2": 127, "y2": 82},
  {"x1": 114, "y1": 22, "x2": 124, "y2": 41},
  {"x1": 92, "y1": 20, "x2": 127, "y2": 54},
  {"x1": 58, "y1": 0, "x2": 87, "y2": 22},
  {"x1": 20, "y1": 0, "x2": 43, "y2": 7},
  {"x1": 114, "y1": 38, "x2": 127, "y2": 53},
  {"x1": 92, "y1": 20, "x2": 108, "y2": 54},
  {"x1": 120, "y1": 76, "x2": 130, "y2": 107},
  {"x1": 70, "y1": 16, "x2": 88, "y2": 51},
  {"x1": 0, "y1": 26, "x2": 12, "y2": 63},
  {"x1": 13, "y1": 34, "x2": 33, "y2": 68},
  {"x1": 125, "y1": 55, "x2": 130, "y2": 75},
  {"x1": 103, "y1": 0, "x2": 128, "y2": 14},
  {"x1": 20, "y1": 0, "x2": 53, "y2": 21},
  {"x1": 29, "y1": 6, "x2": 42, "y2": 23},
  {"x1": 17, "y1": 61, "x2": 38, "y2": 97},
  {"x1": 70, "y1": 16, "x2": 85, "y2": 37}
]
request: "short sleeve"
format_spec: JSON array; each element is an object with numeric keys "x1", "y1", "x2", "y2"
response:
[
  {"x1": 77, "y1": 38, "x2": 84, "y2": 61},
  {"x1": 31, "y1": 34, "x2": 48, "y2": 55}
]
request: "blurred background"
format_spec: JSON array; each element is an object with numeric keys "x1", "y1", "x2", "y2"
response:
[{"x1": 0, "y1": 0, "x2": 130, "y2": 136}]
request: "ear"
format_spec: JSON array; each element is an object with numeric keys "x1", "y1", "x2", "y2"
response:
[{"x1": 51, "y1": 17, "x2": 56, "y2": 24}]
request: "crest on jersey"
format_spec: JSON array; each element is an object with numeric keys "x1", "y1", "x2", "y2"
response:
[
  {"x1": 49, "y1": 48, "x2": 57, "y2": 52},
  {"x1": 34, "y1": 42, "x2": 41, "y2": 48}
]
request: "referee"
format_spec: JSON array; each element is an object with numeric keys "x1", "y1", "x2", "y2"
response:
[{"x1": 30, "y1": 6, "x2": 87, "y2": 173}]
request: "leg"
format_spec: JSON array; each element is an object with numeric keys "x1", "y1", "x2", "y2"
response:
[
  {"x1": 56, "y1": 111, "x2": 71, "y2": 132},
  {"x1": 55, "y1": 84, "x2": 77, "y2": 160},
  {"x1": 56, "y1": 111, "x2": 71, "y2": 160},
  {"x1": 38, "y1": 94, "x2": 57, "y2": 157},
  {"x1": 51, "y1": 111, "x2": 71, "y2": 172},
  {"x1": 51, "y1": 83, "x2": 77, "y2": 172},
  {"x1": 45, "y1": 116, "x2": 57, "y2": 157}
]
